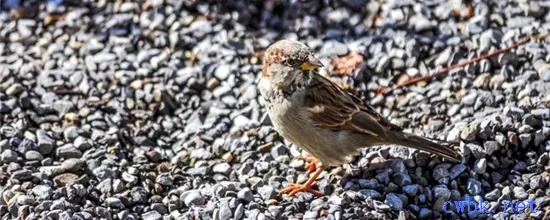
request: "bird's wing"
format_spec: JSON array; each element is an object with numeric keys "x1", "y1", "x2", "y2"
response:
[{"x1": 303, "y1": 74, "x2": 393, "y2": 140}]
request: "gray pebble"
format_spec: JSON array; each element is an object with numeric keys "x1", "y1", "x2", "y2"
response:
[
  {"x1": 142, "y1": 211, "x2": 162, "y2": 220},
  {"x1": 474, "y1": 158, "x2": 487, "y2": 174},
  {"x1": 218, "y1": 200, "x2": 233, "y2": 220},
  {"x1": 213, "y1": 163, "x2": 232, "y2": 175},
  {"x1": 258, "y1": 185, "x2": 276, "y2": 200},
  {"x1": 56, "y1": 144, "x2": 82, "y2": 159},
  {"x1": 25, "y1": 150, "x2": 44, "y2": 161},
  {"x1": 237, "y1": 188, "x2": 254, "y2": 203},
  {"x1": 184, "y1": 191, "x2": 206, "y2": 207},
  {"x1": 73, "y1": 136, "x2": 92, "y2": 151},
  {"x1": 36, "y1": 130, "x2": 54, "y2": 155},
  {"x1": 105, "y1": 197, "x2": 124, "y2": 208},
  {"x1": 2, "y1": 149, "x2": 18, "y2": 163}
]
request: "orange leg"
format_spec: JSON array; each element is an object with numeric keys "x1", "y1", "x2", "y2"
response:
[
  {"x1": 278, "y1": 165, "x2": 327, "y2": 197},
  {"x1": 298, "y1": 155, "x2": 320, "y2": 172}
]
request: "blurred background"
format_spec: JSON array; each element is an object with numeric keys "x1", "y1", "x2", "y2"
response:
[{"x1": 1, "y1": 0, "x2": 550, "y2": 219}]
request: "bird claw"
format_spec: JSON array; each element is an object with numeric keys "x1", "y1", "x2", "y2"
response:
[
  {"x1": 278, "y1": 183, "x2": 323, "y2": 197},
  {"x1": 298, "y1": 155, "x2": 320, "y2": 172}
]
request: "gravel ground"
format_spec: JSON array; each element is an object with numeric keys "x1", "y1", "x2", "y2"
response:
[{"x1": 1, "y1": 0, "x2": 550, "y2": 219}]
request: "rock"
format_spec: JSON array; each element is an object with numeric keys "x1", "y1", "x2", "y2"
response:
[
  {"x1": 460, "y1": 123, "x2": 480, "y2": 141},
  {"x1": 461, "y1": 93, "x2": 478, "y2": 106},
  {"x1": 513, "y1": 187, "x2": 528, "y2": 200},
  {"x1": 218, "y1": 200, "x2": 233, "y2": 220},
  {"x1": 142, "y1": 211, "x2": 162, "y2": 220},
  {"x1": 531, "y1": 108, "x2": 550, "y2": 119},
  {"x1": 542, "y1": 70, "x2": 550, "y2": 82},
  {"x1": 484, "y1": 141, "x2": 499, "y2": 155},
  {"x1": 519, "y1": 133, "x2": 532, "y2": 148},
  {"x1": 433, "y1": 167, "x2": 449, "y2": 180},
  {"x1": 402, "y1": 185, "x2": 419, "y2": 197},
  {"x1": 446, "y1": 126, "x2": 461, "y2": 142},
  {"x1": 74, "y1": 137, "x2": 92, "y2": 151},
  {"x1": 358, "y1": 179, "x2": 379, "y2": 189},
  {"x1": 6, "y1": 83, "x2": 24, "y2": 96},
  {"x1": 418, "y1": 208, "x2": 432, "y2": 219},
  {"x1": 392, "y1": 172, "x2": 411, "y2": 187},
  {"x1": 474, "y1": 158, "x2": 487, "y2": 174},
  {"x1": 36, "y1": 130, "x2": 54, "y2": 155},
  {"x1": 215, "y1": 64, "x2": 232, "y2": 80},
  {"x1": 213, "y1": 163, "x2": 231, "y2": 175},
  {"x1": 258, "y1": 185, "x2": 276, "y2": 200},
  {"x1": 11, "y1": 170, "x2": 32, "y2": 180},
  {"x1": 105, "y1": 197, "x2": 124, "y2": 208},
  {"x1": 237, "y1": 188, "x2": 253, "y2": 203},
  {"x1": 56, "y1": 144, "x2": 82, "y2": 159},
  {"x1": 385, "y1": 193, "x2": 404, "y2": 211},
  {"x1": 61, "y1": 159, "x2": 85, "y2": 172},
  {"x1": 484, "y1": 189, "x2": 501, "y2": 201},
  {"x1": 358, "y1": 189, "x2": 382, "y2": 200},
  {"x1": 433, "y1": 186, "x2": 451, "y2": 200},
  {"x1": 467, "y1": 178, "x2": 482, "y2": 195},
  {"x1": 53, "y1": 173, "x2": 80, "y2": 186},
  {"x1": 32, "y1": 185, "x2": 53, "y2": 200},
  {"x1": 2, "y1": 149, "x2": 18, "y2": 163},
  {"x1": 25, "y1": 150, "x2": 44, "y2": 161},
  {"x1": 184, "y1": 191, "x2": 205, "y2": 207}
]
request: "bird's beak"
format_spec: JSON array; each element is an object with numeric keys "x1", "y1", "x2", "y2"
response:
[{"x1": 300, "y1": 54, "x2": 323, "y2": 71}]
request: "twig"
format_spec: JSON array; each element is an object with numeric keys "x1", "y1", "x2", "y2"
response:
[
  {"x1": 377, "y1": 33, "x2": 550, "y2": 95},
  {"x1": 52, "y1": 89, "x2": 83, "y2": 96}
]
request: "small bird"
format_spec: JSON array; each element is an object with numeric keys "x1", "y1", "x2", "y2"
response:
[{"x1": 258, "y1": 39, "x2": 460, "y2": 197}]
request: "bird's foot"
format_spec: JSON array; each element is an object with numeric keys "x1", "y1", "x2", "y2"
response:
[
  {"x1": 278, "y1": 165, "x2": 328, "y2": 197},
  {"x1": 278, "y1": 183, "x2": 323, "y2": 197},
  {"x1": 298, "y1": 155, "x2": 320, "y2": 172}
]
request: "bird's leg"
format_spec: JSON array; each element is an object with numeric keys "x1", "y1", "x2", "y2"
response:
[
  {"x1": 278, "y1": 165, "x2": 327, "y2": 197},
  {"x1": 298, "y1": 155, "x2": 320, "y2": 172}
]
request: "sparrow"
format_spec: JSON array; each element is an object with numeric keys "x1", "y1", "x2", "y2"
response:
[{"x1": 258, "y1": 39, "x2": 460, "y2": 197}]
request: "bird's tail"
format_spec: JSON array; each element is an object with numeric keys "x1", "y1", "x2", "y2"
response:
[{"x1": 388, "y1": 131, "x2": 460, "y2": 162}]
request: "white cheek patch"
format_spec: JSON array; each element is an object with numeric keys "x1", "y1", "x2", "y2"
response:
[
  {"x1": 259, "y1": 78, "x2": 272, "y2": 90},
  {"x1": 307, "y1": 105, "x2": 325, "y2": 113}
]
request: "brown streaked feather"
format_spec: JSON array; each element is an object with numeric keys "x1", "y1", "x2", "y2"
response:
[{"x1": 304, "y1": 74, "x2": 393, "y2": 140}]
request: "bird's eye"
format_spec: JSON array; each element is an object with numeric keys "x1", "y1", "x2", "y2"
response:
[{"x1": 286, "y1": 59, "x2": 298, "y2": 66}]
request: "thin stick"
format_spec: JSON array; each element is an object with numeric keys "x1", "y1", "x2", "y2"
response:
[{"x1": 377, "y1": 33, "x2": 550, "y2": 95}]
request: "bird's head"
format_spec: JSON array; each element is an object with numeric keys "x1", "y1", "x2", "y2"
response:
[{"x1": 261, "y1": 39, "x2": 323, "y2": 87}]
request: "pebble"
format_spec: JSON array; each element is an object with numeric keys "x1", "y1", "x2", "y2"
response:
[
  {"x1": 237, "y1": 188, "x2": 254, "y2": 203},
  {"x1": 218, "y1": 200, "x2": 233, "y2": 220},
  {"x1": 258, "y1": 185, "x2": 276, "y2": 200},
  {"x1": 542, "y1": 70, "x2": 550, "y2": 82},
  {"x1": 184, "y1": 191, "x2": 206, "y2": 207},
  {"x1": 25, "y1": 150, "x2": 44, "y2": 161},
  {"x1": 385, "y1": 193, "x2": 404, "y2": 211},
  {"x1": 142, "y1": 211, "x2": 162, "y2": 220},
  {"x1": 2, "y1": 149, "x2": 18, "y2": 163},
  {"x1": 474, "y1": 158, "x2": 487, "y2": 174},
  {"x1": 36, "y1": 130, "x2": 54, "y2": 155},
  {"x1": 483, "y1": 141, "x2": 499, "y2": 155},
  {"x1": 56, "y1": 144, "x2": 82, "y2": 159},
  {"x1": 215, "y1": 64, "x2": 232, "y2": 80},
  {"x1": 358, "y1": 189, "x2": 382, "y2": 200},
  {"x1": 460, "y1": 123, "x2": 480, "y2": 141},
  {"x1": 32, "y1": 185, "x2": 53, "y2": 200},
  {"x1": 213, "y1": 163, "x2": 231, "y2": 175},
  {"x1": 467, "y1": 178, "x2": 482, "y2": 195}
]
